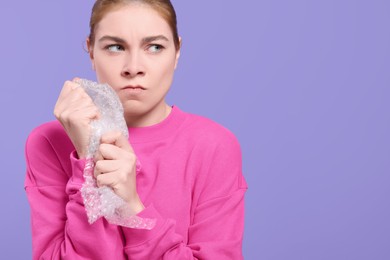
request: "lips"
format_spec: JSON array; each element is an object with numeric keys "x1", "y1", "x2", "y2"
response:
[
  {"x1": 121, "y1": 85, "x2": 146, "y2": 96},
  {"x1": 123, "y1": 85, "x2": 146, "y2": 90}
]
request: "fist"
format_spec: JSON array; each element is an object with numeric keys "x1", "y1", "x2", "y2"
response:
[{"x1": 54, "y1": 78, "x2": 100, "y2": 158}]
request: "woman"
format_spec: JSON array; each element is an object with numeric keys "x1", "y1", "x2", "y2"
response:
[{"x1": 25, "y1": 0, "x2": 247, "y2": 259}]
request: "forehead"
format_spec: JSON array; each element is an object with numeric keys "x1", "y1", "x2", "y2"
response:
[{"x1": 95, "y1": 4, "x2": 173, "y2": 40}]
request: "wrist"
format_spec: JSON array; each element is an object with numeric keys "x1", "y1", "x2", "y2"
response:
[
  {"x1": 75, "y1": 147, "x2": 88, "y2": 159},
  {"x1": 128, "y1": 195, "x2": 145, "y2": 214}
]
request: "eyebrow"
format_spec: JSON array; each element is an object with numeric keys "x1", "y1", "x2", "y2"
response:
[
  {"x1": 142, "y1": 35, "x2": 169, "y2": 44},
  {"x1": 98, "y1": 35, "x2": 126, "y2": 44},
  {"x1": 98, "y1": 35, "x2": 169, "y2": 45}
]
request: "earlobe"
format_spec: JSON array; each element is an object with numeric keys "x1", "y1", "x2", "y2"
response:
[
  {"x1": 91, "y1": 58, "x2": 96, "y2": 71},
  {"x1": 178, "y1": 37, "x2": 182, "y2": 50},
  {"x1": 174, "y1": 37, "x2": 182, "y2": 70}
]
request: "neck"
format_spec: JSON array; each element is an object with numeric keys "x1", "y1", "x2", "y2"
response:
[{"x1": 125, "y1": 102, "x2": 172, "y2": 128}]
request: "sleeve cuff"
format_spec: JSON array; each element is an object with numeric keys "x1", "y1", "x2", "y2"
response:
[
  {"x1": 122, "y1": 204, "x2": 166, "y2": 246},
  {"x1": 70, "y1": 150, "x2": 86, "y2": 183}
]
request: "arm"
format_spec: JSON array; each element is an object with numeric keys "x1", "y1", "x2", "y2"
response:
[
  {"x1": 25, "y1": 126, "x2": 126, "y2": 260},
  {"x1": 121, "y1": 133, "x2": 248, "y2": 259}
]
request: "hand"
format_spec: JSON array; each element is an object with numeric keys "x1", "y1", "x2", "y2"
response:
[
  {"x1": 93, "y1": 131, "x2": 145, "y2": 214},
  {"x1": 54, "y1": 78, "x2": 99, "y2": 159}
]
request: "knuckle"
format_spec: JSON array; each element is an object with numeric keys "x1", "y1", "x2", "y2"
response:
[
  {"x1": 64, "y1": 80, "x2": 72, "y2": 86},
  {"x1": 53, "y1": 109, "x2": 59, "y2": 118},
  {"x1": 96, "y1": 176, "x2": 102, "y2": 187},
  {"x1": 64, "y1": 81, "x2": 74, "y2": 89},
  {"x1": 118, "y1": 172, "x2": 128, "y2": 183},
  {"x1": 99, "y1": 143, "x2": 107, "y2": 152},
  {"x1": 61, "y1": 111, "x2": 71, "y2": 121},
  {"x1": 72, "y1": 87, "x2": 83, "y2": 96},
  {"x1": 127, "y1": 153, "x2": 136, "y2": 162},
  {"x1": 56, "y1": 111, "x2": 66, "y2": 121},
  {"x1": 94, "y1": 161, "x2": 101, "y2": 171},
  {"x1": 114, "y1": 131, "x2": 122, "y2": 139}
]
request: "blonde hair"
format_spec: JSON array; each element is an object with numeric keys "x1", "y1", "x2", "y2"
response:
[{"x1": 89, "y1": 0, "x2": 180, "y2": 50}]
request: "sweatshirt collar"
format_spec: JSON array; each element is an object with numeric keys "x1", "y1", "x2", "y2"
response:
[{"x1": 128, "y1": 106, "x2": 187, "y2": 143}]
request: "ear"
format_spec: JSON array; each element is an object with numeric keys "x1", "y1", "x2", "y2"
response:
[
  {"x1": 86, "y1": 37, "x2": 96, "y2": 71},
  {"x1": 174, "y1": 36, "x2": 182, "y2": 70}
]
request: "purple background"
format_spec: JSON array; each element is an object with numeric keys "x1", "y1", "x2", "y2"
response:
[{"x1": 1, "y1": 1, "x2": 389, "y2": 259}]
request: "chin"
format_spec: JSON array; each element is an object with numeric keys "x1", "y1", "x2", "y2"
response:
[{"x1": 122, "y1": 101, "x2": 146, "y2": 115}]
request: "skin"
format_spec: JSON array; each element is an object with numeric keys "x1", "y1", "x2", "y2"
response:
[{"x1": 54, "y1": 3, "x2": 181, "y2": 213}]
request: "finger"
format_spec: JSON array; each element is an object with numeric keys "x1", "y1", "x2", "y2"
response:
[
  {"x1": 101, "y1": 131, "x2": 134, "y2": 153},
  {"x1": 54, "y1": 81, "x2": 77, "y2": 113},
  {"x1": 58, "y1": 92, "x2": 91, "y2": 111},
  {"x1": 55, "y1": 89, "x2": 99, "y2": 120},
  {"x1": 96, "y1": 170, "x2": 133, "y2": 189},
  {"x1": 63, "y1": 80, "x2": 81, "y2": 94},
  {"x1": 72, "y1": 77, "x2": 81, "y2": 84},
  {"x1": 94, "y1": 160, "x2": 120, "y2": 178},
  {"x1": 96, "y1": 172, "x2": 121, "y2": 188},
  {"x1": 96, "y1": 171, "x2": 118, "y2": 188},
  {"x1": 94, "y1": 149, "x2": 104, "y2": 163},
  {"x1": 61, "y1": 81, "x2": 86, "y2": 105},
  {"x1": 98, "y1": 143, "x2": 135, "y2": 161},
  {"x1": 59, "y1": 81, "x2": 73, "y2": 96},
  {"x1": 94, "y1": 132, "x2": 125, "y2": 161},
  {"x1": 55, "y1": 82, "x2": 85, "y2": 110},
  {"x1": 57, "y1": 102, "x2": 100, "y2": 123}
]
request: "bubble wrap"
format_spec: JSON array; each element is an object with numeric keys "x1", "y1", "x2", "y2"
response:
[{"x1": 78, "y1": 79, "x2": 155, "y2": 230}]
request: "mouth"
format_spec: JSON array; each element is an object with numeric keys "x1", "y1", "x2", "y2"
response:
[
  {"x1": 122, "y1": 85, "x2": 146, "y2": 90},
  {"x1": 121, "y1": 85, "x2": 146, "y2": 96}
]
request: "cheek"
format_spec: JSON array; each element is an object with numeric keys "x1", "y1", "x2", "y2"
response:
[
  {"x1": 151, "y1": 56, "x2": 177, "y2": 87},
  {"x1": 96, "y1": 63, "x2": 113, "y2": 83},
  {"x1": 94, "y1": 54, "x2": 119, "y2": 83}
]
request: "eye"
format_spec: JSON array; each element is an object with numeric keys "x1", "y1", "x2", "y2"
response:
[
  {"x1": 147, "y1": 44, "x2": 164, "y2": 53},
  {"x1": 106, "y1": 44, "x2": 124, "y2": 52}
]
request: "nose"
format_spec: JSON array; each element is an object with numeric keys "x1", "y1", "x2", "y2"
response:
[{"x1": 121, "y1": 51, "x2": 145, "y2": 78}]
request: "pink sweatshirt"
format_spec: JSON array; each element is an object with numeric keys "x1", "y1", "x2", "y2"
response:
[{"x1": 25, "y1": 106, "x2": 247, "y2": 259}]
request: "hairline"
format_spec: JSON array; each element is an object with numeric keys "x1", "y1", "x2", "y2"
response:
[{"x1": 89, "y1": 1, "x2": 180, "y2": 50}]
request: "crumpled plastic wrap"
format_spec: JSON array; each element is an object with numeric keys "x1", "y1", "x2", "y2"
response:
[{"x1": 78, "y1": 79, "x2": 155, "y2": 230}]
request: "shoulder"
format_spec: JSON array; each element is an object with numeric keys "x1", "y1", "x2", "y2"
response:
[
  {"x1": 26, "y1": 120, "x2": 70, "y2": 148},
  {"x1": 181, "y1": 109, "x2": 241, "y2": 151},
  {"x1": 178, "y1": 110, "x2": 246, "y2": 200},
  {"x1": 25, "y1": 120, "x2": 74, "y2": 162},
  {"x1": 25, "y1": 121, "x2": 75, "y2": 186}
]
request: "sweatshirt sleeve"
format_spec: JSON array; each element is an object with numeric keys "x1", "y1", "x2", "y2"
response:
[
  {"x1": 24, "y1": 126, "x2": 126, "y2": 260},
  {"x1": 121, "y1": 131, "x2": 248, "y2": 259}
]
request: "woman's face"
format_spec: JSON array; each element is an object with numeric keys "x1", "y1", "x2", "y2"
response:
[{"x1": 88, "y1": 4, "x2": 180, "y2": 125}]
